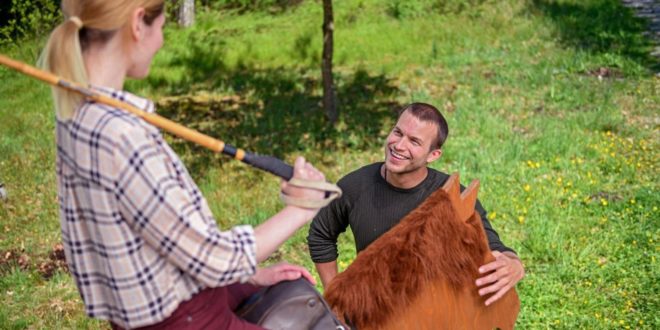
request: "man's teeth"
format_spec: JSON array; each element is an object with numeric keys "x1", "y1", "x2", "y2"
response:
[{"x1": 391, "y1": 150, "x2": 409, "y2": 160}]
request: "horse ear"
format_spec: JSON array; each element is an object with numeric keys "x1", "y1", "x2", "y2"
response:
[
  {"x1": 460, "y1": 179, "x2": 479, "y2": 221},
  {"x1": 442, "y1": 173, "x2": 480, "y2": 223}
]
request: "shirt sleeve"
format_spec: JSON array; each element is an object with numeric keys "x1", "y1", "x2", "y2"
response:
[
  {"x1": 112, "y1": 124, "x2": 257, "y2": 287},
  {"x1": 307, "y1": 180, "x2": 351, "y2": 263}
]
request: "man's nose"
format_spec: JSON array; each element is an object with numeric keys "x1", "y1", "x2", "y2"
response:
[{"x1": 394, "y1": 138, "x2": 407, "y2": 150}]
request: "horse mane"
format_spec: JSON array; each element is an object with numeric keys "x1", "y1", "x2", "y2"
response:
[{"x1": 324, "y1": 176, "x2": 491, "y2": 329}]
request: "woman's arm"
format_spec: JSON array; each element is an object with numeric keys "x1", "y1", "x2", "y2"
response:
[{"x1": 253, "y1": 156, "x2": 326, "y2": 262}]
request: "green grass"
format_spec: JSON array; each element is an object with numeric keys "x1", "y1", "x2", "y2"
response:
[{"x1": 1, "y1": 0, "x2": 658, "y2": 328}]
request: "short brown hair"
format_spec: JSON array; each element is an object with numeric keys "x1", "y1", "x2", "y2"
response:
[{"x1": 398, "y1": 103, "x2": 448, "y2": 149}]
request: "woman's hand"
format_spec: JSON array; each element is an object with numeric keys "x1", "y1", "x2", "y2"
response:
[
  {"x1": 252, "y1": 157, "x2": 327, "y2": 263},
  {"x1": 280, "y1": 156, "x2": 326, "y2": 214},
  {"x1": 248, "y1": 262, "x2": 316, "y2": 287}
]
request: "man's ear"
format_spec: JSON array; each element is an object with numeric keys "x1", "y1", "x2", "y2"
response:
[
  {"x1": 426, "y1": 148, "x2": 442, "y2": 163},
  {"x1": 130, "y1": 7, "x2": 146, "y2": 41}
]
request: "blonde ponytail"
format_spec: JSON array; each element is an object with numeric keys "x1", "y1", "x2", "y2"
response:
[
  {"x1": 38, "y1": 0, "x2": 165, "y2": 121},
  {"x1": 39, "y1": 18, "x2": 88, "y2": 120}
]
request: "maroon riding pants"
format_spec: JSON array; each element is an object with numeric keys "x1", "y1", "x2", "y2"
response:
[{"x1": 111, "y1": 283, "x2": 264, "y2": 330}]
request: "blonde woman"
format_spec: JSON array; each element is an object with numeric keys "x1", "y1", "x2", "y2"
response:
[{"x1": 40, "y1": 1, "x2": 326, "y2": 329}]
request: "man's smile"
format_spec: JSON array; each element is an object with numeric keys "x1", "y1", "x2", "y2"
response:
[{"x1": 389, "y1": 148, "x2": 410, "y2": 160}]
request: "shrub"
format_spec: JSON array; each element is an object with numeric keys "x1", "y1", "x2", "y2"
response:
[
  {"x1": 386, "y1": 0, "x2": 487, "y2": 19},
  {"x1": 0, "y1": 0, "x2": 61, "y2": 44},
  {"x1": 198, "y1": 0, "x2": 304, "y2": 13},
  {"x1": 434, "y1": 0, "x2": 487, "y2": 14}
]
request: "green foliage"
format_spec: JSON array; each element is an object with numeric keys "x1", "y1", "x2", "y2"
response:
[
  {"x1": 0, "y1": 0, "x2": 61, "y2": 45},
  {"x1": 434, "y1": 0, "x2": 488, "y2": 14},
  {"x1": 386, "y1": 0, "x2": 432, "y2": 18},
  {"x1": 528, "y1": 0, "x2": 656, "y2": 69},
  {"x1": 386, "y1": 0, "x2": 488, "y2": 19},
  {"x1": 1, "y1": 0, "x2": 658, "y2": 328},
  {"x1": 199, "y1": 0, "x2": 304, "y2": 13}
]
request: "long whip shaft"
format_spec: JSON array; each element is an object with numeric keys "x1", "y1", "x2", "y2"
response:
[{"x1": 0, "y1": 54, "x2": 294, "y2": 180}]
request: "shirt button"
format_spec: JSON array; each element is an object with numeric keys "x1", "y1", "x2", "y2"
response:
[{"x1": 187, "y1": 315, "x2": 193, "y2": 323}]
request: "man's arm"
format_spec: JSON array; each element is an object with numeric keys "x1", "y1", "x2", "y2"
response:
[
  {"x1": 314, "y1": 260, "x2": 339, "y2": 288},
  {"x1": 474, "y1": 198, "x2": 515, "y2": 254},
  {"x1": 307, "y1": 178, "x2": 351, "y2": 288},
  {"x1": 472, "y1": 196, "x2": 524, "y2": 304}
]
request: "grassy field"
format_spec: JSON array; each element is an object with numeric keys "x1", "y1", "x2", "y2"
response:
[{"x1": 0, "y1": 0, "x2": 658, "y2": 328}]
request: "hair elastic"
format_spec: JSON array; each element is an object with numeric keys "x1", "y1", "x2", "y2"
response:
[{"x1": 69, "y1": 16, "x2": 83, "y2": 29}]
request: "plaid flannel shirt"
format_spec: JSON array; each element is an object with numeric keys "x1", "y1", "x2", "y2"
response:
[{"x1": 56, "y1": 87, "x2": 257, "y2": 329}]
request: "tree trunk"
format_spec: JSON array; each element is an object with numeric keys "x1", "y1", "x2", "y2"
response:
[
  {"x1": 322, "y1": 0, "x2": 338, "y2": 124},
  {"x1": 178, "y1": 0, "x2": 195, "y2": 28}
]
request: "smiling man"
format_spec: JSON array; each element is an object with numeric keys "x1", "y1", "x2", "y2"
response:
[{"x1": 307, "y1": 102, "x2": 524, "y2": 306}]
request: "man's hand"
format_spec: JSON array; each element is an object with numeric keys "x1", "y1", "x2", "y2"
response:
[
  {"x1": 475, "y1": 251, "x2": 525, "y2": 306},
  {"x1": 248, "y1": 262, "x2": 316, "y2": 287}
]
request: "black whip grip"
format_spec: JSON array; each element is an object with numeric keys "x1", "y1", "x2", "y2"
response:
[{"x1": 242, "y1": 153, "x2": 294, "y2": 180}]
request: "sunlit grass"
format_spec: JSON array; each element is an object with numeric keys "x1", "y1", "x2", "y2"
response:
[{"x1": 1, "y1": 0, "x2": 658, "y2": 328}]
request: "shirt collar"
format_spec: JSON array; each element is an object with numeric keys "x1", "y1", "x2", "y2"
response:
[{"x1": 91, "y1": 85, "x2": 156, "y2": 114}]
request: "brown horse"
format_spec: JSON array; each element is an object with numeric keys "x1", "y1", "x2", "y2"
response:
[{"x1": 324, "y1": 174, "x2": 520, "y2": 330}]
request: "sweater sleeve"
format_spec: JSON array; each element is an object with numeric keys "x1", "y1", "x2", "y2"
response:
[
  {"x1": 474, "y1": 198, "x2": 516, "y2": 254},
  {"x1": 307, "y1": 179, "x2": 351, "y2": 263}
]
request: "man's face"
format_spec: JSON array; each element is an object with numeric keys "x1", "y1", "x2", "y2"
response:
[{"x1": 384, "y1": 110, "x2": 442, "y2": 175}]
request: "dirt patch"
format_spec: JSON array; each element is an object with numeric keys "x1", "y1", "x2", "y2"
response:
[
  {"x1": 0, "y1": 244, "x2": 68, "y2": 280},
  {"x1": 0, "y1": 249, "x2": 31, "y2": 269},
  {"x1": 589, "y1": 191, "x2": 624, "y2": 202},
  {"x1": 582, "y1": 67, "x2": 625, "y2": 80}
]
